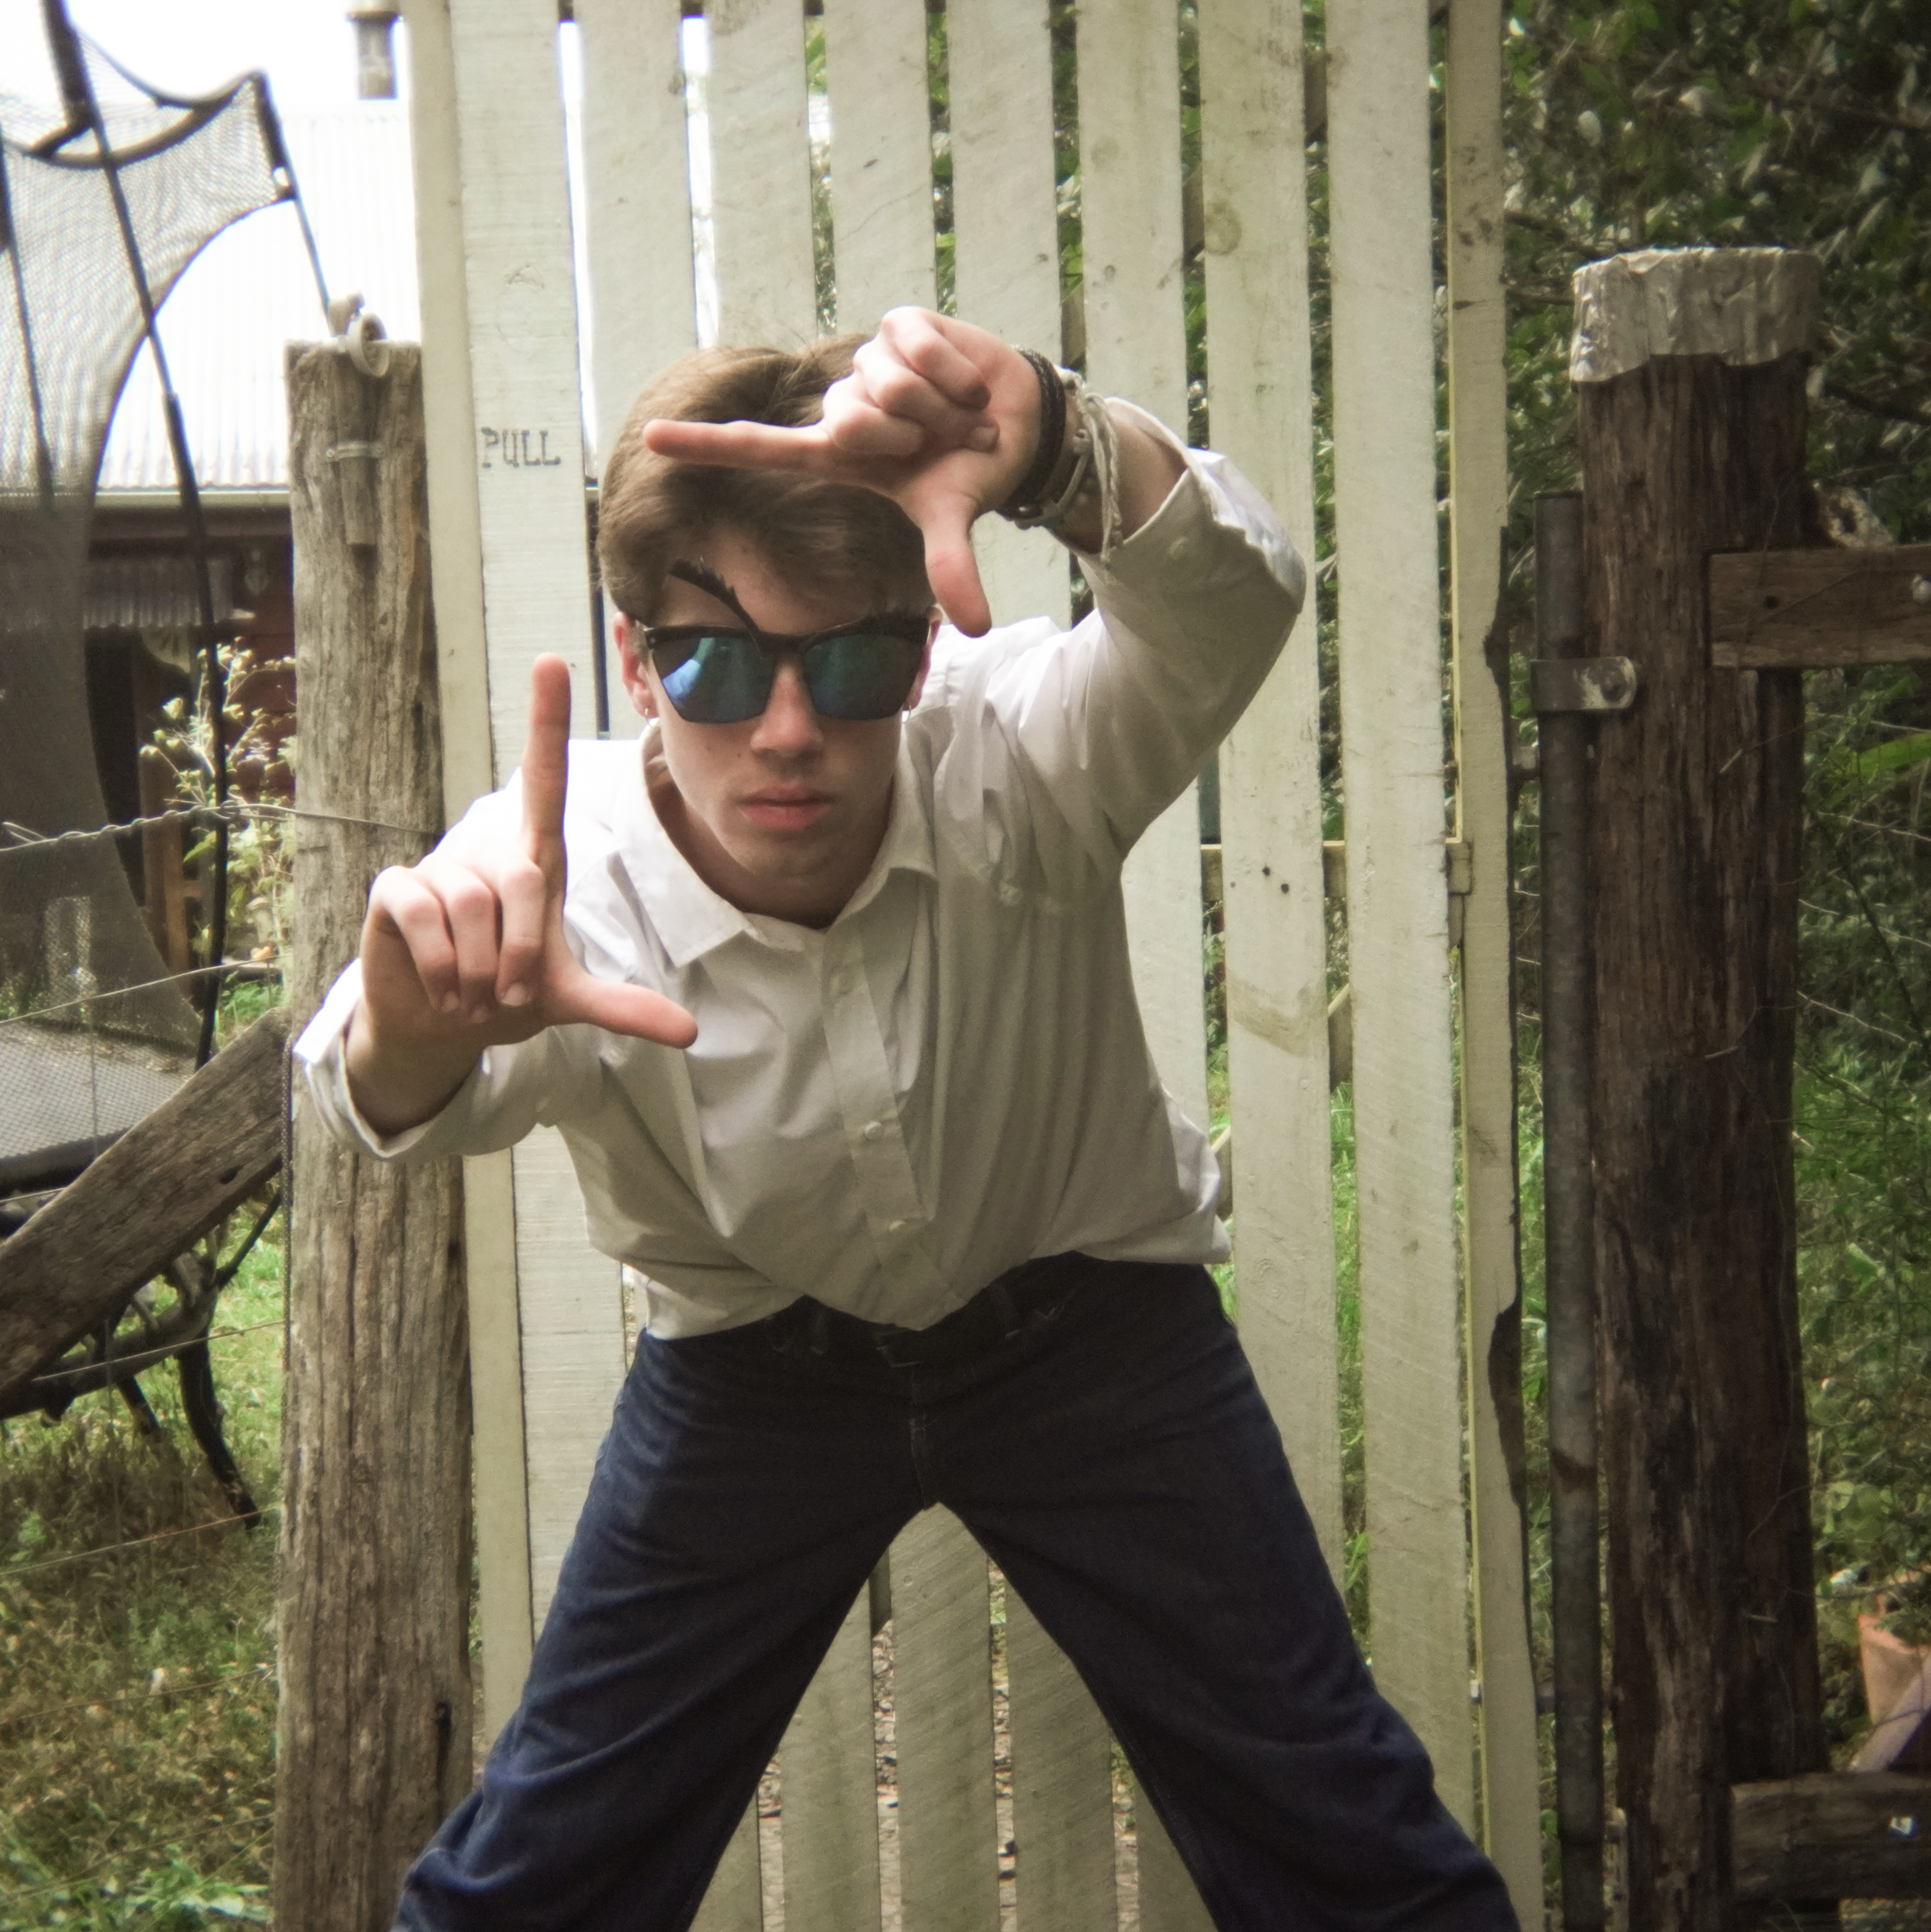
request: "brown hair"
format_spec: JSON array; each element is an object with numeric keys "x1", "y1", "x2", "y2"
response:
[{"x1": 597, "y1": 336, "x2": 931, "y2": 622}]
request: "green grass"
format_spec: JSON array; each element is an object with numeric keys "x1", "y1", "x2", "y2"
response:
[{"x1": 0, "y1": 1219, "x2": 284, "y2": 1929}]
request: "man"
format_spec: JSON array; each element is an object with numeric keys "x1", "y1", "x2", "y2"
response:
[{"x1": 298, "y1": 310, "x2": 1516, "y2": 1930}]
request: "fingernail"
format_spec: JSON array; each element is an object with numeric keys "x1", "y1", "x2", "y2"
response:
[
  {"x1": 502, "y1": 983, "x2": 530, "y2": 1008},
  {"x1": 440, "y1": 992, "x2": 461, "y2": 1013},
  {"x1": 966, "y1": 423, "x2": 999, "y2": 453}
]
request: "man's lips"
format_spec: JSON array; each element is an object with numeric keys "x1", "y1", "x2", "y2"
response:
[{"x1": 739, "y1": 789, "x2": 834, "y2": 831}]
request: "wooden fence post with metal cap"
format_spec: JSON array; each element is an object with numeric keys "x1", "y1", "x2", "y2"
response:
[{"x1": 1573, "y1": 247, "x2": 1827, "y2": 1929}]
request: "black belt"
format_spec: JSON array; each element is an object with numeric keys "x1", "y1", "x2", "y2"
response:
[{"x1": 767, "y1": 1252, "x2": 1093, "y2": 1371}]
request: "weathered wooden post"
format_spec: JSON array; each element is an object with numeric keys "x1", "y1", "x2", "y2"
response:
[
  {"x1": 1573, "y1": 248, "x2": 1825, "y2": 1928},
  {"x1": 278, "y1": 340, "x2": 472, "y2": 1932}
]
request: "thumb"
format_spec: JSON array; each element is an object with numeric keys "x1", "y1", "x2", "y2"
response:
[
  {"x1": 919, "y1": 502, "x2": 992, "y2": 638},
  {"x1": 549, "y1": 959, "x2": 698, "y2": 1048}
]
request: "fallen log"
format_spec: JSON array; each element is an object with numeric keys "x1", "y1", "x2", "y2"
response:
[{"x1": 0, "y1": 1004, "x2": 289, "y2": 1402}]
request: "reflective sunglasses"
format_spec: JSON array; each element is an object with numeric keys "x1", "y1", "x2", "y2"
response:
[{"x1": 638, "y1": 562, "x2": 931, "y2": 726}]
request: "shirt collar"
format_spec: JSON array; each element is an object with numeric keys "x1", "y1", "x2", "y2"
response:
[{"x1": 611, "y1": 728, "x2": 936, "y2": 968}]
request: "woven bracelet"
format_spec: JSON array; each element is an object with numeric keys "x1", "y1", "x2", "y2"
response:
[{"x1": 997, "y1": 349, "x2": 1069, "y2": 521}]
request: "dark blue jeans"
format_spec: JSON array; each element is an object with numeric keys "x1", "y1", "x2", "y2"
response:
[{"x1": 397, "y1": 1257, "x2": 1517, "y2": 1932}]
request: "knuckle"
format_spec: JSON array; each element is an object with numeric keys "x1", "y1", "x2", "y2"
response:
[{"x1": 444, "y1": 873, "x2": 496, "y2": 922}]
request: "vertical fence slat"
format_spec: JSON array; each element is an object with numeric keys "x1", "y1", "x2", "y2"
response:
[
  {"x1": 822, "y1": 0, "x2": 937, "y2": 329},
  {"x1": 1444, "y1": 0, "x2": 1543, "y2": 1897},
  {"x1": 442, "y1": 0, "x2": 627, "y2": 1637},
  {"x1": 1079, "y1": 8, "x2": 1214, "y2": 1917},
  {"x1": 400, "y1": 0, "x2": 535, "y2": 1743},
  {"x1": 949, "y1": 10, "x2": 1114, "y2": 1921},
  {"x1": 948, "y1": 0, "x2": 1067, "y2": 629},
  {"x1": 783, "y1": 1592, "x2": 883, "y2": 1932},
  {"x1": 691, "y1": 1803, "x2": 765, "y2": 1932},
  {"x1": 893, "y1": 1509, "x2": 1000, "y2": 1930},
  {"x1": 1078, "y1": 0, "x2": 1207, "y2": 1139},
  {"x1": 1004, "y1": 1593, "x2": 1115, "y2": 1932},
  {"x1": 1328, "y1": 0, "x2": 1476, "y2": 1827},
  {"x1": 513, "y1": 1138, "x2": 629, "y2": 1620},
  {"x1": 951, "y1": 0, "x2": 1119, "y2": 1909},
  {"x1": 578, "y1": 0, "x2": 696, "y2": 466},
  {"x1": 1201, "y1": 0, "x2": 1342, "y2": 1572},
  {"x1": 707, "y1": 0, "x2": 817, "y2": 344}
]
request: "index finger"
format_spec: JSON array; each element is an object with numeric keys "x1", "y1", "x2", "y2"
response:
[
  {"x1": 521, "y1": 654, "x2": 572, "y2": 865},
  {"x1": 639, "y1": 417, "x2": 832, "y2": 475}
]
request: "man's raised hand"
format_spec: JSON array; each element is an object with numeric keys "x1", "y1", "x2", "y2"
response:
[
  {"x1": 639, "y1": 310, "x2": 1040, "y2": 638},
  {"x1": 347, "y1": 657, "x2": 696, "y2": 1135}
]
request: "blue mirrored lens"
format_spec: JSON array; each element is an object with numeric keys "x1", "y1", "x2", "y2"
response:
[
  {"x1": 801, "y1": 634, "x2": 924, "y2": 720},
  {"x1": 653, "y1": 629, "x2": 923, "y2": 723},
  {"x1": 657, "y1": 633, "x2": 773, "y2": 723}
]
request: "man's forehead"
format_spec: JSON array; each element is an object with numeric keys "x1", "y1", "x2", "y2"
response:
[{"x1": 650, "y1": 535, "x2": 928, "y2": 627}]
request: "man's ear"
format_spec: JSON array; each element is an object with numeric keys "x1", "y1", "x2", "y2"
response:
[
  {"x1": 612, "y1": 611, "x2": 658, "y2": 720},
  {"x1": 903, "y1": 611, "x2": 940, "y2": 714}
]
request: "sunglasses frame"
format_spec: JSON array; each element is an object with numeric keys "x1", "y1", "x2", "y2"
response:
[{"x1": 634, "y1": 561, "x2": 935, "y2": 725}]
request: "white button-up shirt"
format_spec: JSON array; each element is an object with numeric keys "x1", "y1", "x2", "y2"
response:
[{"x1": 297, "y1": 418, "x2": 1305, "y2": 1337}]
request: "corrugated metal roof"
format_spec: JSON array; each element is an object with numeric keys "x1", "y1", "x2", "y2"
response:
[{"x1": 98, "y1": 102, "x2": 421, "y2": 496}]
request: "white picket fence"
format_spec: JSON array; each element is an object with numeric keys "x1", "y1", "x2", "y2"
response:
[{"x1": 395, "y1": 0, "x2": 1540, "y2": 1920}]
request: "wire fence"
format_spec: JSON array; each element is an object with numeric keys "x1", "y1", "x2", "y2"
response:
[
  {"x1": 0, "y1": 1505, "x2": 281, "y2": 1582},
  {"x1": 27, "y1": 1315, "x2": 286, "y2": 1389}
]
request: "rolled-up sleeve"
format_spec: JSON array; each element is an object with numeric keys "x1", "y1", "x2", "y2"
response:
[
  {"x1": 294, "y1": 959, "x2": 602, "y2": 1162},
  {"x1": 958, "y1": 403, "x2": 1306, "y2": 887}
]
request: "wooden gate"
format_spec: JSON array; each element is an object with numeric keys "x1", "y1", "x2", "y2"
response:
[{"x1": 394, "y1": 0, "x2": 1541, "y2": 1918}]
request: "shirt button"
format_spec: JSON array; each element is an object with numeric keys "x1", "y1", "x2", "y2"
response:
[{"x1": 863, "y1": 1120, "x2": 885, "y2": 1142}]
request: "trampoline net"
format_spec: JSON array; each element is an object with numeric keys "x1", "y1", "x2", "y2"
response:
[{"x1": 0, "y1": 30, "x2": 291, "y2": 1192}]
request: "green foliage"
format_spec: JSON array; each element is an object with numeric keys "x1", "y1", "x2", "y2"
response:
[
  {"x1": 1797, "y1": 661, "x2": 1931, "y2": 1754},
  {"x1": 1501, "y1": 0, "x2": 1931, "y2": 542},
  {"x1": 0, "y1": 1227, "x2": 284, "y2": 1926}
]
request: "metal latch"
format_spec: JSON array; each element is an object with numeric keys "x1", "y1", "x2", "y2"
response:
[{"x1": 1530, "y1": 656, "x2": 1637, "y2": 713}]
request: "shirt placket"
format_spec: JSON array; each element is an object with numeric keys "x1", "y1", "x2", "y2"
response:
[{"x1": 820, "y1": 922, "x2": 945, "y2": 1296}]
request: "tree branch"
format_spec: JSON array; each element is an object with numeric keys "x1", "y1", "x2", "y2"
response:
[{"x1": 1823, "y1": 381, "x2": 1931, "y2": 431}]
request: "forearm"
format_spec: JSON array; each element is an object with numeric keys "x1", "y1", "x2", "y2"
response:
[{"x1": 343, "y1": 1004, "x2": 482, "y2": 1138}]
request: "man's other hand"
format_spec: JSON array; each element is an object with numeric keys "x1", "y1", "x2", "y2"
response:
[
  {"x1": 346, "y1": 656, "x2": 697, "y2": 1135},
  {"x1": 639, "y1": 311, "x2": 1038, "y2": 638}
]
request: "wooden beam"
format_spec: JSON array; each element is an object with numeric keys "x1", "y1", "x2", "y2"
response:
[
  {"x1": 894, "y1": 1508, "x2": 1000, "y2": 1930},
  {"x1": 948, "y1": 0, "x2": 1065, "y2": 628},
  {"x1": 0, "y1": 1004, "x2": 288, "y2": 1403},
  {"x1": 1444, "y1": 0, "x2": 1543, "y2": 1899},
  {"x1": 1578, "y1": 261, "x2": 1826, "y2": 1926},
  {"x1": 276, "y1": 340, "x2": 473, "y2": 1932},
  {"x1": 1329, "y1": 0, "x2": 1475, "y2": 1830},
  {"x1": 1202, "y1": 0, "x2": 1341, "y2": 1585},
  {"x1": 1709, "y1": 542, "x2": 1931, "y2": 668},
  {"x1": 398, "y1": 0, "x2": 536, "y2": 1740},
  {"x1": 1733, "y1": 1773, "x2": 1931, "y2": 1902}
]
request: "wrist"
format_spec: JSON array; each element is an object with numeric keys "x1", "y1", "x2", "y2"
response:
[
  {"x1": 344, "y1": 1002, "x2": 481, "y2": 1137},
  {"x1": 998, "y1": 358, "x2": 1116, "y2": 548}
]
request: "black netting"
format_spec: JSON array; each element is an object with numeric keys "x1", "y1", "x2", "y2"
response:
[{"x1": 0, "y1": 26, "x2": 291, "y2": 1192}]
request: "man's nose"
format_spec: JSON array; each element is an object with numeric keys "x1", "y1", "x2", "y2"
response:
[{"x1": 751, "y1": 658, "x2": 823, "y2": 753}]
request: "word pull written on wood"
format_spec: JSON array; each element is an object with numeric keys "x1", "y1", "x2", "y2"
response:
[
  {"x1": 1708, "y1": 542, "x2": 1931, "y2": 669},
  {"x1": 480, "y1": 427, "x2": 566, "y2": 468}
]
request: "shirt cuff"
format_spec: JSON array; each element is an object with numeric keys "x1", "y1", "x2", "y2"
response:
[
  {"x1": 293, "y1": 960, "x2": 483, "y2": 1160},
  {"x1": 1076, "y1": 401, "x2": 1307, "y2": 647}
]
